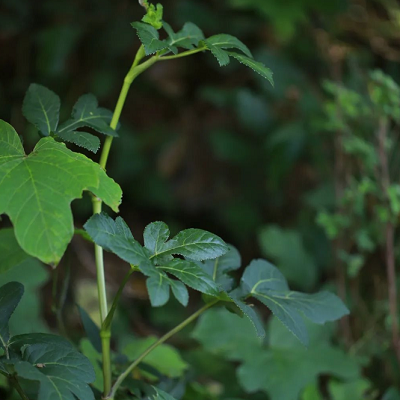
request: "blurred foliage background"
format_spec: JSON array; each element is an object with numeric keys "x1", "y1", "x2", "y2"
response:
[{"x1": 2, "y1": 0, "x2": 400, "y2": 399}]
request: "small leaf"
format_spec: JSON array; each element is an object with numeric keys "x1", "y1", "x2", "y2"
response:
[
  {"x1": 0, "y1": 229, "x2": 31, "y2": 275},
  {"x1": 77, "y1": 305, "x2": 102, "y2": 353},
  {"x1": 151, "y1": 388, "x2": 178, "y2": 400},
  {"x1": 56, "y1": 130, "x2": 100, "y2": 153},
  {"x1": 22, "y1": 84, "x2": 60, "y2": 136},
  {"x1": 165, "y1": 22, "x2": 205, "y2": 51},
  {"x1": 204, "y1": 40, "x2": 230, "y2": 66},
  {"x1": 169, "y1": 279, "x2": 189, "y2": 306},
  {"x1": 0, "y1": 282, "x2": 24, "y2": 346},
  {"x1": 144, "y1": 221, "x2": 170, "y2": 255},
  {"x1": 154, "y1": 228, "x2": 228, "y2": 261},
  {"x1": 228, "y1": 52, "x2": 274, "y2": 86},
  {"x1": 131, "y1": 21, "x2": 169, "y2": 55},
  {"x1": 0, "y1": 121, "x2": 122, "y2": 265},
  {"x1": 84, "y1": 213, "x2": 154, "y2": 274},
  {"x1": 206, "y1": 34, "x2": 252, "y2": 58},
  {"x1": 146, "y1": 274, "x2": 170, "y2": 307},
  {"x1": 160, "y1": 259, "x2": 221, "y2": 296},
  {"x1": 142, "y1": 3, "x2": 164, "y2": 30},
  {"x1": 57, "y1": 93, "x2": 117, "y2": 137}
]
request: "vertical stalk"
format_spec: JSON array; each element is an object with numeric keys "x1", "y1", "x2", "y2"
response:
[{"x1": 91, "y1": 45, "x2": 158, "y2": 397}]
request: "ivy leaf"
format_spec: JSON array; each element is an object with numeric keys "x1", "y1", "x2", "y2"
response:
[
  {"x1": 84, "y1": 213, "x2": 154, "y2": 274},
  {"x1": 22, "y1": 84, "x2": 60, "y2": 137},
  {"x1": 159, "y1": 259, "x2": 221, "y2": 296},
  {"x1": 0, "y1": 282, "x2": 24, "y2": 347},
  {"x1": 10, "y1": 334, "x2": 95, "y2": 400},
  {"x1": 0, "y1": 121, "x2": 122, "y2": 265},
  {"x1": 56, "y1": 130, "x2": 100, "y2": 154},
  {"x1": 241, "y1": 260, "x2": 349, "y2": 346},
  {"x1": 131, "y1": 22, "x2": 168, "y2": 55},
  {"x1": 57, "y1": 94, "x2": 117, "y2": 137},
  {"x1": 206, "y1": 34, "x2": 252, "y2": 58},
  {"x1": 146, "y1": 274, "x2": 171, "y2": 307},
  {"x1": 0, "y1": 229, "x2": 31, "y2": 275},
  {"x1": 153, "y1": 228, "x2": 228, "y2": 262},
  {"x1": 164, "y1": 22, "x2": 205, "y2": 52},
  {"x1": 227, "y1": 52, "x2": 274, "y2": 86}
]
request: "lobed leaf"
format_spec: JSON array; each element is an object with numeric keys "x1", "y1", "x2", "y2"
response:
[
  {"x1": 22, "y1": 84, "x2": 60, "y2": 136},
  {"x1": 0, "y1": 120, "x2": 122, "y2": 265}
]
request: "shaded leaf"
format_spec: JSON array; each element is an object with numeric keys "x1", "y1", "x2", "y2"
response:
[
  {"x1": 0, "y1": 229, "x2": 31, "y2": 275},
  {"x1": 0, "y1": 121, "x2": 122, "y2": 264},
  {"x1": 169, "y1": 279, "x2": 189, "y2": 307},
  {"x1": 57, "y1": 93, "x2": 117, "y2": 137},
  {"x1": 206, "y1": 34, "x2": 252, "y2": 57},
  {"x1": 22, "y1": 84, "x2": 60, "y2": 136},
  {"x1": 204, "y1": 40, "x2": 230, "y2": 66},
  {"x1": 146, "y1": 274, "x2": 170, "y2": 307},
  {"x1": 77, "y1": 305, "x2": 101, "y2": 353},
  {"x1": 56, "y1": 130, "x2": 100, "y2": 153}
]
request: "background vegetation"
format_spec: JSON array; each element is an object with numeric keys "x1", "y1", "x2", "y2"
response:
[{"x1": 1, "y1": 0, "x2": 400, "y2": 398}]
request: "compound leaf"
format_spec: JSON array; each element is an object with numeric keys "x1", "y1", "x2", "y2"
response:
[
  {"x1": 0, "y1": 120, "x2": 122, "y2": 265},
  {"x1": 206, "y1": 34, "x2": 252, "y2": 58},
  {"x1": 22, "y1": 84, "x2": 60, "y2": 136},
  {"x1": 0, "y1": 282, "x2": 24, "y2": 346},
  {"x1": 57, "y1": 93, "x2": 117, "y2": 137},
  {"x1": 56, "y1": 130, "x2": 100, "y2": 153}
]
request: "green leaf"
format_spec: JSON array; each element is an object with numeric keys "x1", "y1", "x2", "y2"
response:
[
  {"x1": 124, "y1": 336, "x2": 188, "y2": 378},
  {"x1": 228, "y1": 52, "x2": 274, "y2": 86},
  {"x1": 131, "y1": 22, "x2": 168, "y2": 55},
  {"x1": 144, "y1": 221, "x2": 170, "y2": 256},
  {"x1": 206, "y1": 34, "x2": 252, "y2": 58},
  {"x1": 56, "y1": 130, "x2": 100, "y2": 153},
  {"x1": 204, "y1": 40, "x2": 230, "y2": 66},
  {"x1": 22, "y1": 84, "x2": 60, "y2": 136},
  {"x1": 146, "y1": 273, "x2": 170, "y2": 307},
  {"x1": 160, "y1": 259, "x2": 221, "y2": 296},
  {"x1": 11, "y1": 334, "x2": 95, "y2": 400},
  {"x1": 169, "y1": 279, "x2": 189, "y2": 306},
  {"x1": 151, "y1": 388, "x2": 178, "y2": 400},
  {"x1": 0, "y1": 229, "x2": 31, "y2": 275},
  {"x1": 241, "y1": 260, "x2": 349, "y2": 346},
  {"x1": 0, "y1": 120, "x2": 122, "y2": 265},
  {"x1": 142, "y1": 3, "x2": 164, "y2": 30},
  {"x1": 0, "y1": 282, "x2": 24, "y2": 347},
  {"x1": 164, "y1": 22, "x2": 205, "y2": 51},
  {"x1": 84, "y1": 213, "x2": 153, "y2": 273},
  {"x1": 57, "y1": 93, "x2": 117, "y2": 137},
  {"x1": 77, "y1": 305, "x2": 101, "y2": 353},
  {"x1": 153, "y1": 228, "x2": 228, "y2": 261}
]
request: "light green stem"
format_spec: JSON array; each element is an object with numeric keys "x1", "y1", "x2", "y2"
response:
[
  {"x1": 92, "y1": 45, "x2": 158, "y2": 397},
  {"x1": 107, "y1": 300, "x2": 219, "y2": 399}
]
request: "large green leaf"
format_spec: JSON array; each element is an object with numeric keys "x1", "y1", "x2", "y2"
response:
[
  {"x1": 131, "y1": 22, "x2": 169, "y2": 55},
  {"x1": 0, "y1": 229, "x2": 31, "y2": 275},
  {"x1": 124, "y1": 336, "x2": 188, "y2": 378},
  {"x1": 159, "y1": 259, "x2": 221, "y2": 296},
  {"x1": 57, "y1": 94, "x2": 117, "y2": 137},
  {"x1": 241, "y1": 260, "x2": 349, "y2": 346},
  {"x1": 10, "y1": 334, "x2": 95, "y2": 400},
  {"x1": 22, "y1": 84, "x2": 60, "y2": 136},
  {"x1": 0, "y1": 120, "x2": 122, "y2": 265},
  {"x1": 0, "y1": 282, "x2": 24, "y2": 347}
]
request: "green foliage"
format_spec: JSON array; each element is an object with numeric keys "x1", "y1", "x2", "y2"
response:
[
  {"x1": 0, "y1": 120, "x2": 122, "y2": 264},
  {"x1": 0, "y1": 229, "x2": 31, "y2": 275}
]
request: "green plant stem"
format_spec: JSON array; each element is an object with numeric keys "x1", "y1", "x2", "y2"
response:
[
  {"x1": 158, "y1": 47, "x2": 206, "y2": 61},
  {"x1": 92, "y1": 44, "x2": 158, "y2": 397},
  {"x1": 107, "y1": 300, "x2": 219, "y2": 399}
]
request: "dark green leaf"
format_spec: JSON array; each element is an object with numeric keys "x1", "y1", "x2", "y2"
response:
[
  {"x1": 56, "y1": 130, "x2": 100, "y2": 153},
  {"x1": 77, "y1": 305, "x2": 101, "y2": 353},
  {"x1": 144, "y1": 221, "x2": 170, "y2": 255},
  {"x1": 0, "y1": 282, "x2": 24, "y2": 347},
  {"x1": 0, "y1": 121, "x2": 122, "y2": 265},
  {"x1": 131, "y1": 22, "x2": 169, "y2": 55},
  {"x1": 57, "y1": 94, "x2": 117, "y2": 137},
  {"x1": 0, "y1": 229, "x2": 31, "y2": 275},
  {"x1": 146, "y1": 274, "x2": 170, "y2": 307},
  {"x1": 160, "y1": 259, "x2": 220, "y2": 296},
  {"x1": 206, "y1": 34, "x2": 252, "y2": 57},
  {"x1": 22, "y1": 84, "x2": 60, "y2": 136},
  {"x1": 169, "y1": 279, "x2": 189, "y2": 307},
  {"x1": 228, "y1": 52, "x2": 274, "y2": 86},
  {"x1": 204, "y1": 40, "x2": 230, "y2": 66},
  {"x1": 165, "y1": 22, "x2": 205, "y2": 51}
]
